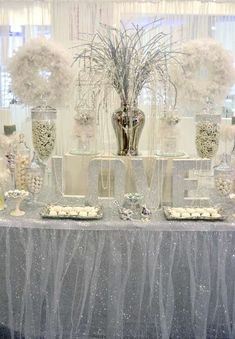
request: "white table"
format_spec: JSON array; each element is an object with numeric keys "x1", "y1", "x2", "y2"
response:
[{"x1": 0, "y1": 209, "x2": 235, "y2": 338}]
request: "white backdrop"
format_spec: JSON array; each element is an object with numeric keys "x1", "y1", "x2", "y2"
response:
[{"x1": 0, "y1": 0, "x2": 235, "y2": 156}]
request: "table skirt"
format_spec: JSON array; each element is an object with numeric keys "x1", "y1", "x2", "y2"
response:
[{"x1": 0, "y1": 226, "x2": 234, "y2": 338}]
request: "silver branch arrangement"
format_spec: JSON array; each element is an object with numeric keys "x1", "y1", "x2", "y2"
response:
[{"x1": 73, "y1": 20, "x2": 179, "y2": 107}]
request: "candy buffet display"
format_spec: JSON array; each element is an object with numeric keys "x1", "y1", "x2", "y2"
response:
[
  {"x1": 41, "y1": 205, "x2": 103, "y2": 220},
  {"x1": 164, "y1": 207, "x2": 225, "y2": 221},
  {"x1": 31, "y1": 106, "x2": 56, "y2": 162},
  {"x1": 214, "y1": 154, "x2": 233, "y2": 197},
  {"x1": 15, "y1": 134, "x2": 30, "y2": 190},
  {"x1": 5, "y1": 190, "x2": 29, "y2": 217},
  {"x1": 195, "y1": 112, "x2": 221, "y2": 159},
  {"x1": 4, "y1": 32, "x2": 235, "y2": 216}
]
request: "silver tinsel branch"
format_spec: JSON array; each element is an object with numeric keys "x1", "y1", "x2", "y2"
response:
[{"x1": 73, "y1": 20, "x2": 180, "y2": 106}]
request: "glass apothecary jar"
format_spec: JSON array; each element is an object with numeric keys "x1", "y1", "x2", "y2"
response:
[
  {"x1": 27, "y1": 152, "x2": 44, "y2": 201},
  {"x1": 70, "y1": 111, "x2": 97, "y2": 155},
  {"x1": 156, "y1": 108, "x2": 184, "y2": 157},
  {"x1": 31, "y1": 106, "x2": 56, "y2": 162},
  {"x1": 214, "y1": 154, "x2": 233, "y2": 197},
  {"x1": 15, "y1": 134, "x2": 30, "y2": 190},
  {"x1": 195, "y1": 113, "x2": 221, "y2": 159}
]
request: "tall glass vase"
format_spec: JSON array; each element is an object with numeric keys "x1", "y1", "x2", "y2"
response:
[
  {"x1": 31, "y1": 106, "x2": 56, "y2": 194},
  {"x1": 15, "y1": 134, "x2": 30, "y2": 190},
  {"x1": 112, "y1": 102, "x2": 145, "y2": 156},
  {"x1": 27, "y1": 152, "x2": 44, "y2": 204},
  {"x1": 156, "y1": 109, "x2": 184, "y2": 157},
  {"x1": 71, "y1": 110, "x2": 97, "y2": 155},
  {"x1": 214, "y1": 153, "x2": 233, "y2": 201}
]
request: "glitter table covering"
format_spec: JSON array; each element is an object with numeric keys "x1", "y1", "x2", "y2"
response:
[{"x1": 0, "y1": 208, "x2": 235, "y2": 338}]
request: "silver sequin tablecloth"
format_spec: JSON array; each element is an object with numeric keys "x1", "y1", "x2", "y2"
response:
[{"x1": 0, "y1": 209, "x2": 235, "y2": 339}]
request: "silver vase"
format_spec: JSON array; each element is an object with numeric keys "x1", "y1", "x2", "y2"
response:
[{"x1": 112, "y1": 104, "x2": 145, "y2": 156}]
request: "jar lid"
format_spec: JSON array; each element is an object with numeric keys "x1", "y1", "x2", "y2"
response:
[
  {"x1": 4, "y1": 125, "x2": 16, "y2": 136},
  {"x1": 195, "y1": 113, "x2": 221, "y2": 124},
  {"x1": 214, "y1": 154, "x2": 233, "y2": 175},
  {"x1": 31, "y1": 106, "x2": 56, "y2": 114}
]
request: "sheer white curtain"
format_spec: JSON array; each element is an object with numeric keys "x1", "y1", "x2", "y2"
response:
[{"x1": 1, "y1": 0, "x2": 235, "y2": 155}]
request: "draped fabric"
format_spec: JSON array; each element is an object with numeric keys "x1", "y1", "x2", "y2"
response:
[
  {"x1": 0, "y1": 222, "x2": 234, "y2": 338},
  {"x1": 0, "y1": 0, "x2": 235, "y2": 155}
]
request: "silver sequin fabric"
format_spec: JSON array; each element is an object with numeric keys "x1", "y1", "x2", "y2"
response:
[{"x1": 0, "y1": 207, "x2": 235, "y2": 338}]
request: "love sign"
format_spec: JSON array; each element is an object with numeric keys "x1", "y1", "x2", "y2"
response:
[{"x1": 54, "y1": 156, "x2": 211, "y2": 207}]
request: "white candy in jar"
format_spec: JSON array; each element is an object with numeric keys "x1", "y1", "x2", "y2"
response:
[
  {"x1": 27, "y1": 173, "x2": 43, "y2": 193},
  {"x1": 15, "y1": 155, "x2": 30, "y2": 190},
  {"x1": 32, "y1": 120, "x2": 56, "y2": 161},
  {"x1": 215, "y1": 176, "x2": 232, "y2": 196}
]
